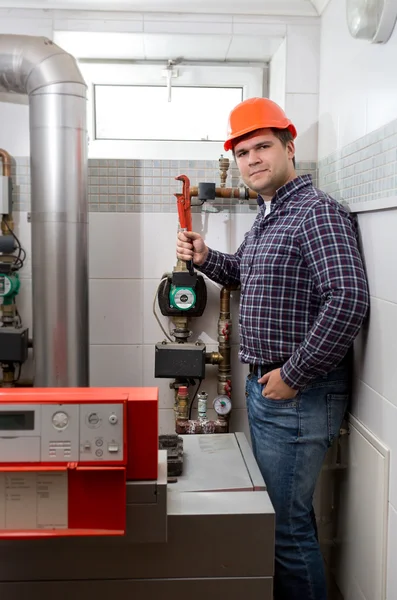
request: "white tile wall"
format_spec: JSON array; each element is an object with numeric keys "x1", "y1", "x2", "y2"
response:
[
  {"x1": 90, "y1": 345, "x2": 143, "y2": 386},
  {"x1": 387, "y1": 504, "x2": 397, "y2": 599},
  {"x1": 89, "y1": 279, "x2": 144, "y2": 345},
  {"x1": 269, "y1": 22, "x2": 321, "y2": 162},
  {"x1": 269, "y1": 38, "x2": 287, "y2": 110},
  {"x1": 0, "y1": 100, "x2": 29, "y2": 156},
  {"x1": 319, "y1": 2, "x2": 397, "y2": 597},
  {"x1": 143, "y1": 279, "x2": 173, "y2": 346},
  {"x1": 334, "y1": 417, "x2": 389, "y2": 600},
  {"x1": 229, "y1": 209, "x2": 257, "y2": 250},
  {"x1": 285, "y1": 92, "x2": 319, "y2": 161},
  {"x1": 89, "y1": 213, "x2": 144, "y2": 279},
  {"x1": 354, "y1": 381, "x2": 397, "y2": 509},
  {"x1": 337, "y1": 92, "x2": 367, "y2": 151},
  {"x1": 142, "y1": 213, "x2": 180, "y2": 280},
  {"x1": 286, "y1": 25, "x2": 320, "y2": 94},
  {"x1": 356, "y1": 210, "x2": 397, "y2": 304},
  {"x1": 354, "y1": 297, "x2": 397, "y2": 410},
  {"x1": 318, "y1": 0, "x2": 397, "y2": 158}
]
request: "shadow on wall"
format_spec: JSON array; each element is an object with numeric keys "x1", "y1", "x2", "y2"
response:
[{"x1": 0, "y1": 92, "x2": 28, "y2": 105}]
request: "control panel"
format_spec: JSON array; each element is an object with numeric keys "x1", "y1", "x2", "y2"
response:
[{"x1": 0, "y1": 403, "x2": 124, "y2": 463}]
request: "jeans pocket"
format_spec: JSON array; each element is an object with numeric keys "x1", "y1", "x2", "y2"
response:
[
  {"x1": 261, "y1": 387, "x2": 299, "y2": 409},
  {"x1": 326, "y1": 393, "x2": 349, "y2": 446}
]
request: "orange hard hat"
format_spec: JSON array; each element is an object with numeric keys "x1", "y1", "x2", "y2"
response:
[{"x1": 224, "y1": 97, "x2": 297, "y2": 152}]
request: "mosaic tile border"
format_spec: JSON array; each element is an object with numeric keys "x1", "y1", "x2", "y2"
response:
[
  {"x1": 10, "y1": 158, "x2": 317, "y2": 214},
  {"x1": 13, "y1": 114, "x2": 397, "y2": 213},
  {"x1": 318, "y1": 118, "x2": 397, "y2": 206}
]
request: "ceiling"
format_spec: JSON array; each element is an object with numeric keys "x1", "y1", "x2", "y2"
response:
[
  {"x1": 54, "y1": 30, "x2": 284, "y2": 62},
  {"x1": 0, "y1": 0, "x2": 330, "y2": 62},
  {"x1": 0, "y1": 0, "x2": 330, "y2": 16}
]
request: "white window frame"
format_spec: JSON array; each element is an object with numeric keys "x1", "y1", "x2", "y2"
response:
[{"x1": 78, "y1": 61, "x2": 266, "y2": 161}]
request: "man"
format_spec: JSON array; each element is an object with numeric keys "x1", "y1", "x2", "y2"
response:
[{"x1": 176, "y1": 97, "x2": 369, "y2": 600}]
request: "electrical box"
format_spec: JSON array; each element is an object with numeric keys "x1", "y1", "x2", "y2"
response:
[
  {"x1": 155, "y1": 341, "x2": 206, "y2": 379},
  {"x1": 0, "y1": 327, "x2": 28, "y2": 362},
  {"x1": 0, "y1": 176, "x2": 12, "y2": 215}
]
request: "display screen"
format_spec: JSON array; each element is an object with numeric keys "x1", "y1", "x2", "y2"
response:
[{"x1": 0, "y1": 411, "x2": 35, "y2": 430}]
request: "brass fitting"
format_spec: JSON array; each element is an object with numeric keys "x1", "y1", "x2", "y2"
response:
[
  {"x1": 0, "y1": 149, "x2": 11, "y2": 177},
  {"x1": 1, "y1": 214, "x2": 14, "y2": 236},
  {"x1": 1, "y1": 303, "x2": 16, "y2": 325},
  {"x1": 175, "y1": 386, "x2": 189, "y2": 421},
  {"x1": 0, "y1": 363, "x2": 15, "y2": 387},
  {"x1": 205, "y1": 352, "x2": 223, "y2": 365},
  {"x1": 219, "y1": 155, "x2": 230, "y2": 188}
]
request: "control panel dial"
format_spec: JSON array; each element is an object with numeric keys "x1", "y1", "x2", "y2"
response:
[{"x1": 52, "y1": 411, "x2": 69, "y2": 431}]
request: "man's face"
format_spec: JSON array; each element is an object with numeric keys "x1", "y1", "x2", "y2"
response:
[{"x1": 234, "y1": 128, "x2": 295, "y2": 197}]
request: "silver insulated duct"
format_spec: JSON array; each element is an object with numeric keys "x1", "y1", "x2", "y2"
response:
[{"x1": 0, "y1": 35, "x2": 89, "y2": 387}]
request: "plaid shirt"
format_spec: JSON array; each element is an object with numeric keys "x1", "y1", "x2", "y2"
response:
[{"x1": 197, "y1": 175, "x2": 369, "y2": 389}]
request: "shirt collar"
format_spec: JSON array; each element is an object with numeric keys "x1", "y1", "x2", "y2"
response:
[{"x1": 257, "y1": 174, "x2": 313, "y2": 208}]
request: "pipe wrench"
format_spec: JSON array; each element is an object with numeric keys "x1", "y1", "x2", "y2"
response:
[{"x1": 175, "y1": 174, "x2": 194, "y2": 275}]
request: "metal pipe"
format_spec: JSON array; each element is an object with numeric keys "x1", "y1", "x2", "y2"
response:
[
  {"x1": 0, "y1": 35, "x2": 89, "y2": 386},
  {"x1": 176, "y1": 418, "x2": 228, "y2": 435},
  {"x1": 218, "y1": 287, "x2": 232, "y2": 398},
  {"x1": 0, "y1": 148, "x2": 11, "y2": 177},
  {"x1": 190, "y1": 185, "x2": 257, "y2": 200}
]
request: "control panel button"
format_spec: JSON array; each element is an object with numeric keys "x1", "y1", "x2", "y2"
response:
[
  {"x1": 83, "y1": 442, "x2": 91, "y2": 451},
  {"x1": 109, "y1": 414, "x2": 118, "y2": 425},
  {"x1": 95, "y1": 438, "x2": 103, "y2": 447},
  {"x1": 108, "y1": 443, "x2": 119, "y2": 453},
  {"x1": 52, "y1": 411, "x2": 69, "y2": 431},
  {"x1": 95, "y1": 449, "x2": 103, "y2": 457}
]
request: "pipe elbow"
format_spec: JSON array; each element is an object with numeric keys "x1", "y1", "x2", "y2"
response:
[{"x1": 0, "y1": 35, "x2": 86, "y2": 96}]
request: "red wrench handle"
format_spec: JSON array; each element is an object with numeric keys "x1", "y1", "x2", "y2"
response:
[
  {"x1": 175, "y1": 175, "x2": 192, "y2": 231},
  {"x1": 175, "y1": 174, "x2": 194, "y2": 274}
]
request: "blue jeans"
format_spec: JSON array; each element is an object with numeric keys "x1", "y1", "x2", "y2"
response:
[{"x1": 246, "y1": 360, "x2": 350, "y2": 600}]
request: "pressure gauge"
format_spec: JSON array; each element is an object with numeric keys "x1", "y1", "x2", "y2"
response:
[
  {"x1": 213, "y1": 395, "x2": 232, "y2": 416},
  {"x1": 52, "y1": 411, "x2": 69, "y2": 430}
]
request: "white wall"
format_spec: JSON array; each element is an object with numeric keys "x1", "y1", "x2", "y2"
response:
[
  {"x1": 268, "y1": 24, "x2": 320, "y2": 162},
  {"x1": 285, "y1": 23, "x2": 320, "y2": 162},
  {"x1": 319, "y1": 1, "x2": 397, "y2": 598},
  {"x1": 318, "y1": 0, "x2": 397, "y2": 159},
  {"x1": 269, "y1": 38, "x2": 286, "y2": 109}
]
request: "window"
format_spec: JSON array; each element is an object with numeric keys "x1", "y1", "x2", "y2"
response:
[
  {"x1": 95, "y1": 85, "x2": 243, "y2": 142},
  {"x1": 79, "y1": 62, "x2": 266, "y2": 160}
]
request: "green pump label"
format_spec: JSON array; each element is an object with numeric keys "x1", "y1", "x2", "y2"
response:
[
  {"x1": 0, "y1": 274, "x2": 20, "y2": 298},
  {"x1": 169, "y1": 286, "x2": 196, "y2": 311}
]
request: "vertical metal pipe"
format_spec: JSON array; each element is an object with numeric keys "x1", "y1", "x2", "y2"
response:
[
  {"x1": 30, "y1": 83, "x2": 88, "y2": 386},
  {"x1": 218, "y1": 287, "x2": 232, "y2": 397},
  {"x1": 0, "y1": 35, "x2": 89, "y2": 386}
]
